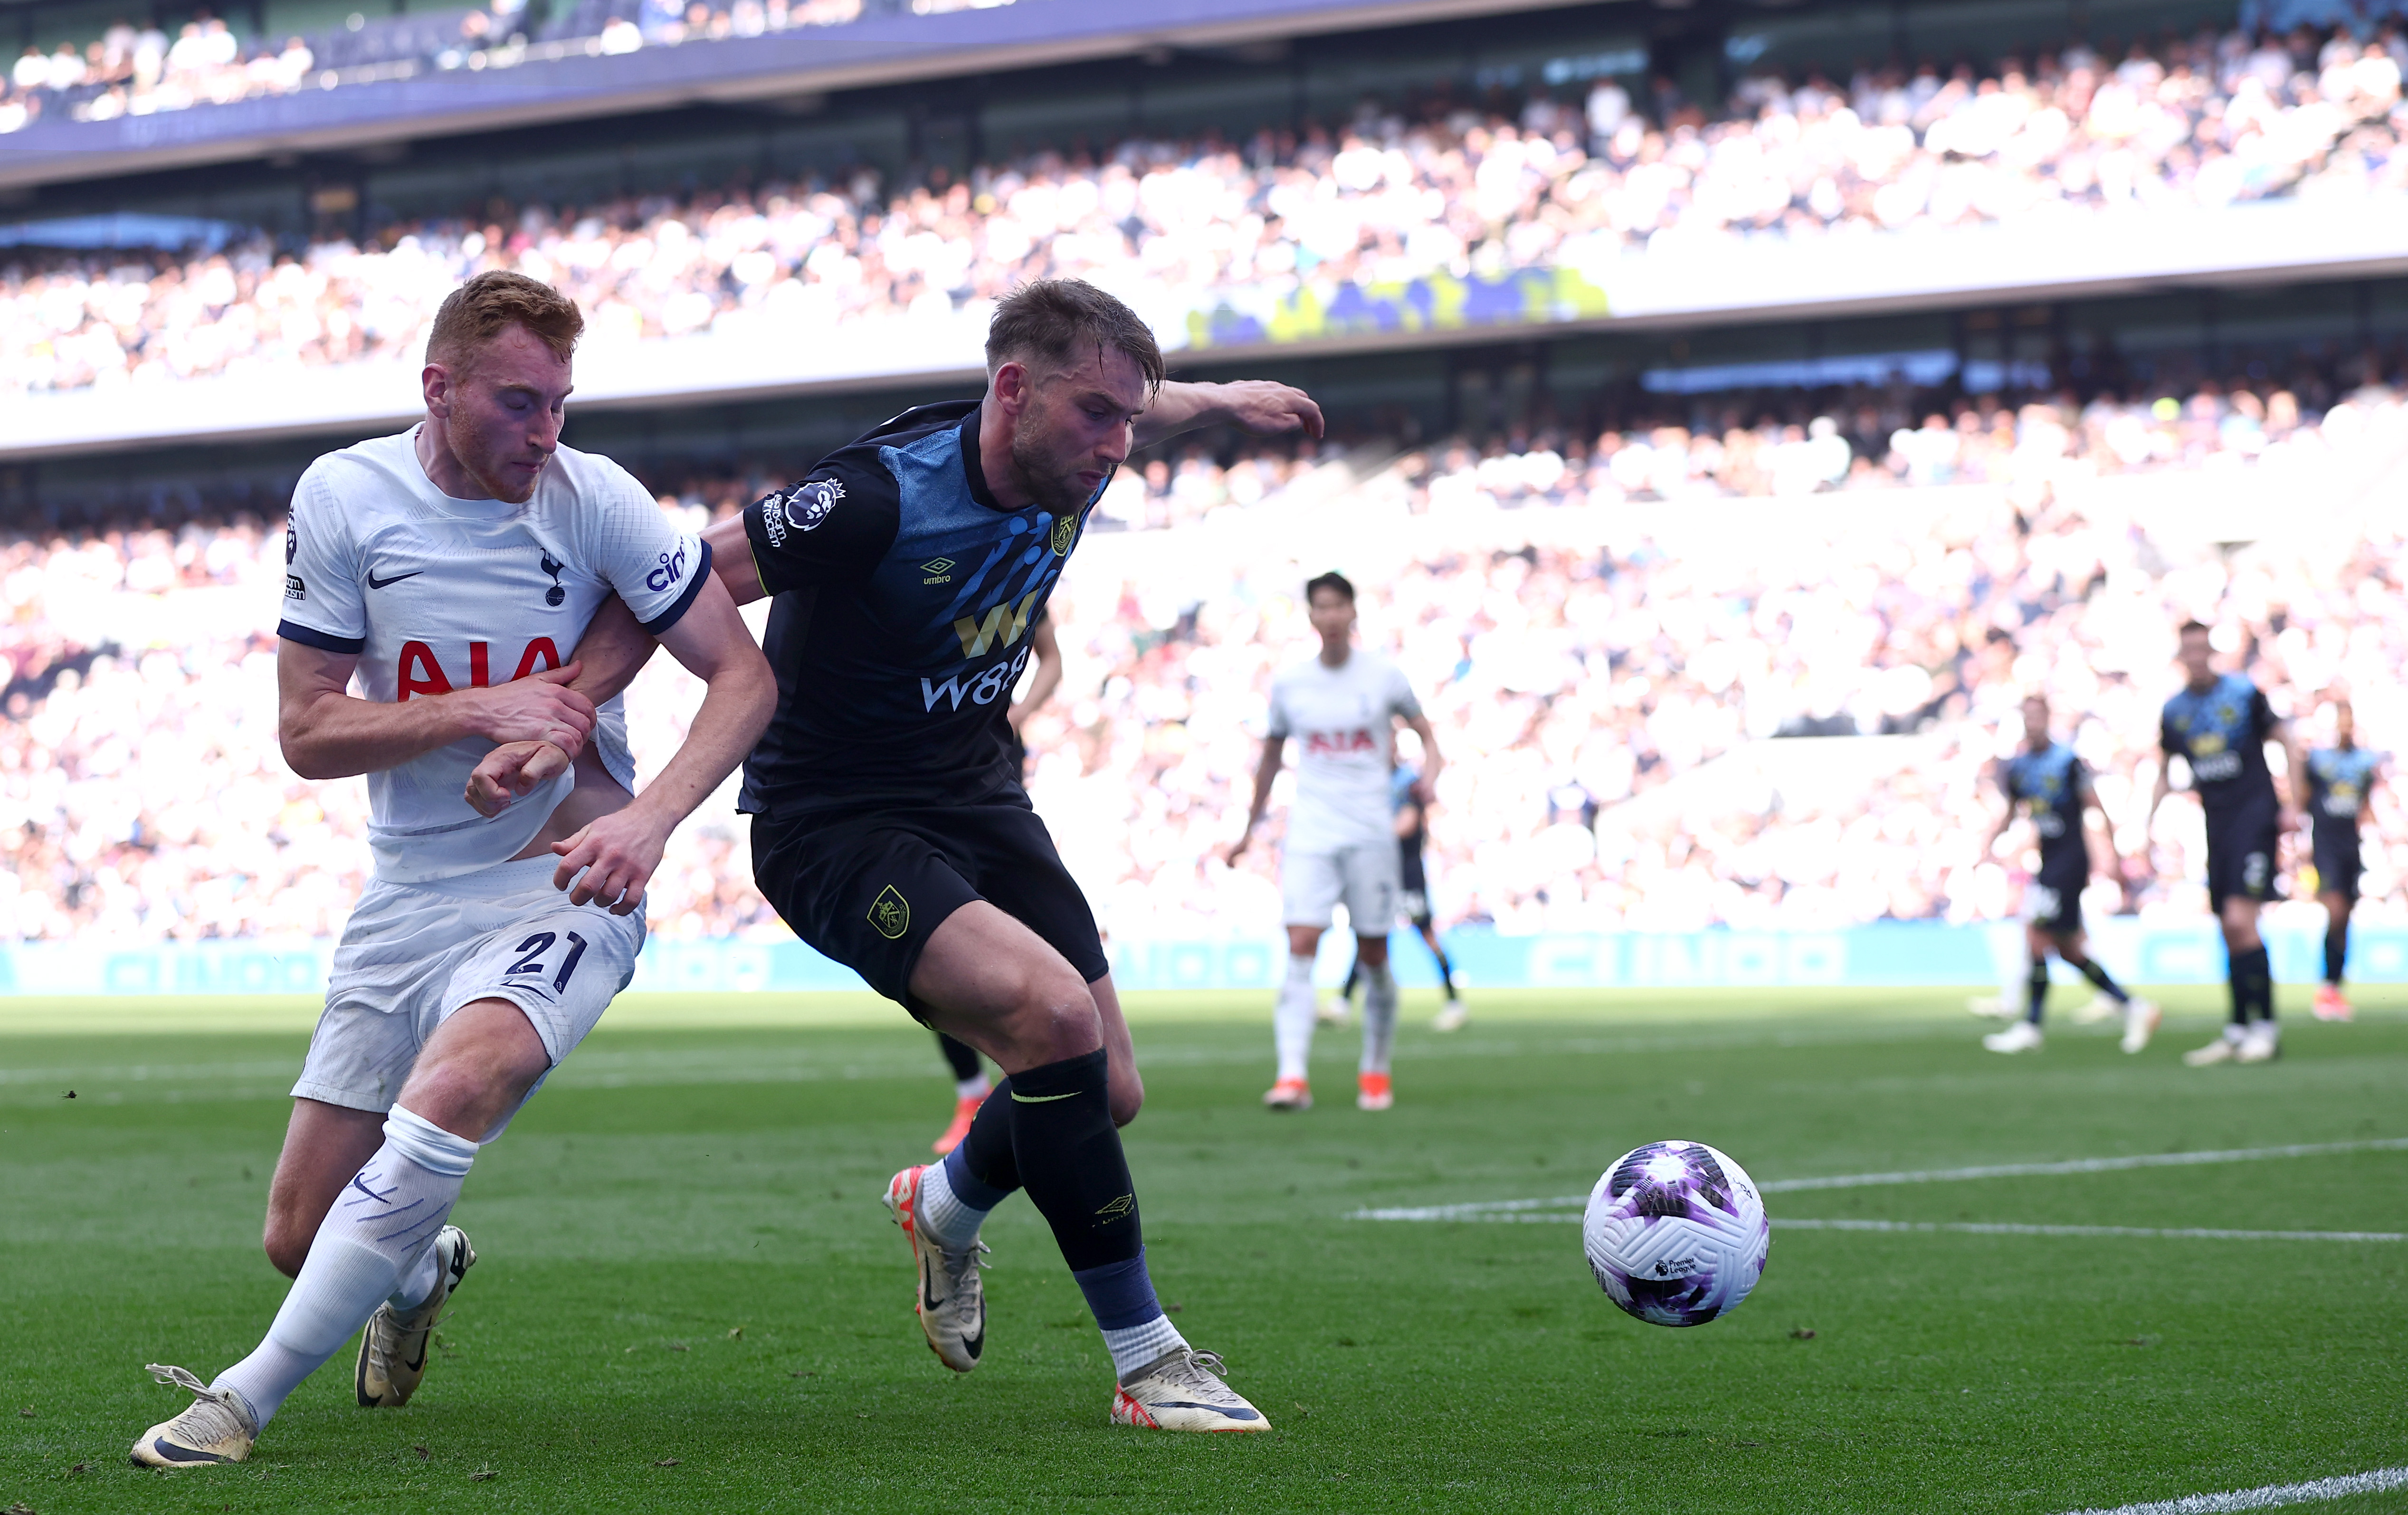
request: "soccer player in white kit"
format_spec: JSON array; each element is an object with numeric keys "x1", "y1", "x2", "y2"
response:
[
  {"x1": 131, "y1": 272, "x2": 774, "y2": 1467},
  {"x1": 1228, "y1": 572, "x2": 1443, "y2": 1112}
]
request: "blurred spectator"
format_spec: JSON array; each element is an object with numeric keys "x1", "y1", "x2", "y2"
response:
[
  {"x1": 4, "y1": 372, "x2": 2405, "y2": 944},
  {"x1": 9, "y1": 22, "x2": 2408, "y2": 399}
]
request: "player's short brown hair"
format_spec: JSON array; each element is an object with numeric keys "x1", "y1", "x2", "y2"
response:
[
  {"x1": 986, "y1": 278, "x2": 1164, "y2": 394},
  {"x1": 426, "y1": 270, "x2": 584, "y2": 372},
  {"x1": 1305, "y1": 571, "x2": 1356, "y2": 604},
  {"x1": 2177, "y1": 619, "x2": 2212, "y2": 639}
]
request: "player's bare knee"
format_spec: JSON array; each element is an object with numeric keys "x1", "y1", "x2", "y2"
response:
[
  {"x1": 398, "y1": 1055, "x2": 536, "y2": 1141},
  {"x1": 262, "y1": 1213, "x2": 312, "y2": 1279}
]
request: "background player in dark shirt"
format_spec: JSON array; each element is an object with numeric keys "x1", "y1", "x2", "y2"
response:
[
  {"x1": 2148, "y1": 620, "x2": 2305, "y2": 1066},
  {"x1": 929, "y1": 607, "x2": 1061, "y2": 1155},
  {"x1": 1337, "y1": 764, "x2": 1465, "y2": 1029},
  {"x1": 1979, "y1": 695, "x2": 2158, "y2": 1056},
  {"x1": 474, "y1": 279, "x2": 1320, "y2": 1432},
  {"x1": 2303, "y1": 696, "x2": 2382, "y2": 1023}
]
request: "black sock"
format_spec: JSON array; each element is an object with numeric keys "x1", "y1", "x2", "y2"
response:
[
  {"x1": 2234, "y1": 944, "x2": 2274, "y2": 1023},
  {"x1": 2326, "y1": 926, "x2": 2348, "y2": 986},
  {"x1": 1005, "y1": 1049, "x2": 1143, "y2": 1273},
  {"x1": 1341, "y1": 958, "x2": 1361, "y2": 1000},
  {"x1": 2076, "y1": 957, "x2": 2130, "y2": 1003},
  {"x1": 2225, "y1": 952, "x2": 2249, "y2": 1027},
  {"x1": 2025, "y1": 955, "x2": 2050, "y2": 1026},
  {"x1": 937, "y1": 1031, "x2": 983, "y2": 1085},
  {"x1": 1434, "y1": 946, "x2": 1459, "y2": 1001},
  {"x1": 956, "y1": 1081, "x2": 1020, "y2": 1197}
]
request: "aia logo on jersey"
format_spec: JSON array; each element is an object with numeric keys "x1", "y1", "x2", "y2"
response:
[
  {"x1": 396, "y1": 638, "x2": 563, "y2": 699},
  {"x1": 646, "y1": 542, "x2": 687, "y2": 594},
  {"x1": 784, "y1": 477, "x2": 843, "y2": 533},
  {"x1": 1306, "y1": 729, "x2": 1376, "y2": 756}
]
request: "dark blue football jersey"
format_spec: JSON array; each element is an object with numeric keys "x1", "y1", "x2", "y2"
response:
[
  {"x1": 2305, "y1": 746, "x2": 2381, "y2": 845},
  {"x1": 2160, "y1": 674, "x2": 2279, "y2": 820},
  {"x1": 2001, "y1": 742, "x2": 2089, "y2": 874},
  {"x1": 736, "y1": 400, "x2": 1106, "y2": 818}
]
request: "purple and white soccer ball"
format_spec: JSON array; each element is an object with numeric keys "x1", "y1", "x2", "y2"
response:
[{"x1": 1582, "y1": 1139, "x2": 1770, "y2": 1327}]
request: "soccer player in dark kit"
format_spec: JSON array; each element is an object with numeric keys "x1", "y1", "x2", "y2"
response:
[
  {"x1": 2147, "y1": 622, "x2": 2305, "y2": 1066},
  {"x1": 1979, "y1": 694, "x2": 2158, "y2": 1056},
  {"x1": 2302, "y1": 696, "x2": 2383, "y2": 1023},
  {"x1": 470, "y1": 278, "x2": 1320, "y2": 1430}
]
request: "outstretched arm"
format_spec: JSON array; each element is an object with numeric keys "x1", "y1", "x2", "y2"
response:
[
  {"x1": 281, "y1": 640, "x2": 596, "y2": 781},
  {"x1": 1133, "y1": 380, "x2": 1324, "y2": 451},
  {"x1": 1007, "y1": 613, "x2": 1063, "y2": 734},
  {"x1": 543, "y1": 575, "x2": 776, "y2": 913},
  {"x1": 1222, "y1": 737, "x2": 1285, "y2": 865},
  {"x1": 466, "y1": 513, "x2": 763, "y2": 814},
  {"x1": 1402, "y1": 712, "x2": 1444, "y2": 801}
]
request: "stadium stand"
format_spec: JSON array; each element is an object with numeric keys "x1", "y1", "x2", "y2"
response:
[
  {"x1": 6, "y1": 21, "x2": 2406, "y2": 400},
  {"x1": 4, "y1": 366, "x2": 2403, "y2": 944}
]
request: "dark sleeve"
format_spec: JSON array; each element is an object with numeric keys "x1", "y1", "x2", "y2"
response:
[
  {"x1": 2160, "y1": 711, "x2": 2180, "y2": 757},
  {"x1": 2071, "y1": 754, "x2": 2095, "y2": 799},
  {"x1": 740, "y1": 456, "x2": 899, "y2": 595},
  {"x1": 2250, "y1": 686, "x2": 2277, "y2": 741}
]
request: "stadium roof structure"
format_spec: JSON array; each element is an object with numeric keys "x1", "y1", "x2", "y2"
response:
[
  {"x1": 0, "y1": 0, "x2": 1596, "y2": 194},
  {"x1": 9, "y1": 194, "x2": 2408, "y2": 461}
]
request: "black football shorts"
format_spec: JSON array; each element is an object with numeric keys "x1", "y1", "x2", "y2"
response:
[
  {"x1": 2204, "y1": 806, "x2": 2282, "y2": 911},
  {"x1": 2313, "y1": 833, "x2": 2363, "y2": 903},
  {"x1": 2025, "y1": 857, "x2": 2088, "y2": 934},
  {"x1": 750, "y1": 797, "x2": 1109, "y2": 1021}
]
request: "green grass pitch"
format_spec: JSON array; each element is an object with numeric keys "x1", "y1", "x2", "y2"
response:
[{"x1": 3, "y1": 986, "x2": 2404, "y2": 1513}]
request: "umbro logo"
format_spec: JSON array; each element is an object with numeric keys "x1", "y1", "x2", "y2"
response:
[
  {"x1": 923, "y1": 557, "x2": 954, "y2": 585},
  {"x1": 366, "y1": 569, "x2": 422, "y2": 590}
]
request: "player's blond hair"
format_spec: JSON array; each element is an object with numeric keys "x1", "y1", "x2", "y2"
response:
[{"x1": 426, "y1": 270, "x2": 584, "y2": 373}]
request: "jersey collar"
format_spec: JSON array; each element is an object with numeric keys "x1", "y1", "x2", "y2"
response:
[{"x1": 957, "y1": 404, "x2": 1006, "y2": 512}]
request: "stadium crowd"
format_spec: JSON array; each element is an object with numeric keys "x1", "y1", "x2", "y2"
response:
[
  {"x1": 3, "y1": 370, "x2": 2403, "y2": 945},
  {"x1": 0, "y1": 0, "x2": 880, "y2": 136},
  {"x1": 9, "y1": 20, "x2": 2408, "y2": 395}
]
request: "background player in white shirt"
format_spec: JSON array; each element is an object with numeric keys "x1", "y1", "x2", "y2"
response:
[
  {"x1": 133, "y1": 272, "x2": 774, "y2": 1468},
  {"x1": 1228, "y1": 571, "x2": 1443, "y2": 1112}
]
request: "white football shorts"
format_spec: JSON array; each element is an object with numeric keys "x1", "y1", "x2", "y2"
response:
[
  {"x1": 291, "y1": 855, "x2": 646, "y2": 1118},
  {"x1": 1280, "y1": 843, "x2": 1401, "y2": 933}
]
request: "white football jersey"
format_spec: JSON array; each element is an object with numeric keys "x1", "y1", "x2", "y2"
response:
[
  {"x1": 1266, "y1": 647, "x2": 1423, "y2": 853},
  {"x1": 278, "y1": 429, "x2": 707, "y2": 883}
]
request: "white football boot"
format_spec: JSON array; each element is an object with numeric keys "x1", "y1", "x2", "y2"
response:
[
  {"x1": 2183, "y1": 1029, "x2": 2244, "y2": 1067},
  {"x1": 130, "y1": 1365, "x2": 257, "y2": 1467},
  {"x1": 1431, "y1": 1001, "x2": 1469, "y2": 1033},
  {"x1": 1982, "y1": 1020, "x2": 2045, "y2": 1054},
  {"x1": 1314, "y1": 993, "x2": 1350, "y2": 1028},
  {"x1": 357, "y1": 1224, "x2": 476, "y2": 1407},
  {"x1": 2119, "y1": 998, "x2": 2162, "y2": 1054},
  {"x1": 2236, "y1": 1020, "x2": 2282, "y2": 1064},
  {"x1": 882, "y1": 1165, "x2": 986, "y2": 1372},
  {"x1": 1111, "y1": 1347, "x2": 1271, "y2": 1432}
]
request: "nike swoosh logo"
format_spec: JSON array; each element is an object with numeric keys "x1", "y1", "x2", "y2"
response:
[
  {"x1": 922, "y1": 1259, "x2": 941, "y2": 1314},
  {"x1": 1010, "y1": 1091, "x2": 1077, "y2": 1103},
  {"x1": 401, "y1": 1336, "x2": 428, "y2": 1375},
  {"x1": 963, "y1": 1323, "x2": 983, "y2": 1361},
  {"x1": 366, "y1": 570, "x2": 423, "y2": 589}
]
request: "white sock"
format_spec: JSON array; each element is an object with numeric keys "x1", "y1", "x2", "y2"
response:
[
  {"x1": 1359, "y1": 961, "x2": 1398, "y2": 1075},
  {"x1": 1274, "y1": 953, "x2": 1317, "y2": 1082},
  {"x1": 214, "y1": 1106, "x2": 476, "y2": 1427},
  {"x1": 955, "y1": 1072, "x2": 991, "y2": 1102},
  {"x1": 1101, "y1": 1313, "x2": 1189, "y2": 1380},
  {"x1": 916, "y1": 1156, "x2": 993, "y2": 1252}
]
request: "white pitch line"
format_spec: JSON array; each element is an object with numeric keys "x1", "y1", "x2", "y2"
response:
[
  {"x1": 1347, "y1": 1136, "x2": 2408, "y2": 1221},
  {"x1": 1757, "y1": 1136, "x2": 2408, "y2": 1194},
  {"x1": 2057, "y1": 1465, "x2": 2408, "y2": 1514},
  {"x1": 1776, "y1": 1219, "x2": 2403, "y2": 1243}
]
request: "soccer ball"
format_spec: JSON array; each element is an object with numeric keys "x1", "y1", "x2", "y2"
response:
[{"x1": 1582, "y1": 1139, "x2": 1769, "y2": 1327}]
